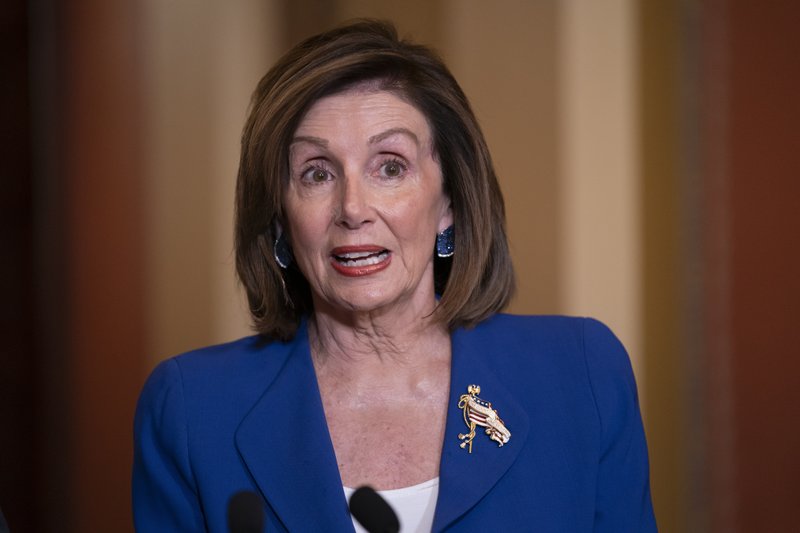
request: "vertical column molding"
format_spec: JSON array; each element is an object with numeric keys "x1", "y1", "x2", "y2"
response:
[
  {"x1": 697, "y1": 2, "x2": 736, "y2": 531},
  {"x1": 441, "y1": 0, "x2": 561, "y2": 315},
  {"x1": 207, "y1": 1, "x2": 279, "y2": 343},
  {"x1": 557, "y1": 0, "x2": 642, "y2": 378},
  {"x1": 63, "y1": 2, "x2": 147, "y2": 530},
  {"x1": 141, "y1": 0, "x2": 278, "y2": 365}
]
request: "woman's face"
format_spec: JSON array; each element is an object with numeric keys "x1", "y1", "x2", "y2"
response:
[{"x1": 284, "y1": 88, "x2": 452, "y2": 318}]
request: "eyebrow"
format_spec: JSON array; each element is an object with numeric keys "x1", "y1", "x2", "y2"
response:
[
  {"x1": 290, "y1": 135, "x2": 328, "y2": 148},
  {"x1": 290, "y1": 127, "x2": 420, "y2": 149},
  {"x1": 368, "y1": 127, "x2": 419, "y2": 146}
]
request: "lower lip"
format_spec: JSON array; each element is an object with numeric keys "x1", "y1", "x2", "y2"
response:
[{"x1": 330, "y1": 252, "x2": 392, "y2": 277}]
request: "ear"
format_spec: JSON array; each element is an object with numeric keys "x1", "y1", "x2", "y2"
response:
[
  {"x1": 438, "y1": 196, "x2": 454, "y2": 233},
  {"x1": 273, "y1": 219, "x2": 287, "y2": 239}
]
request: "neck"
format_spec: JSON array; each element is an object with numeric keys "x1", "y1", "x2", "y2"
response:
[{"x1": 309, "y1": 297, "x2": 451, "y2": 391}]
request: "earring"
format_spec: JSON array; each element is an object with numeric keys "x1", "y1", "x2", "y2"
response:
[
  {"x1": 273, "y1": 231, "x2": 293, "y2": 269},
  {"x1": 436, "y1": 225, "x2": 455, "y2": 258}
]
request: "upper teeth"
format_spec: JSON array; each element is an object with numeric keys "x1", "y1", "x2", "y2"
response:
[
  {"x1": 335, "y1": 250, "x2": 389, "y2": 267},
  {"x1": 338, "y1": 251, "x2": 376, "y2": 259}
]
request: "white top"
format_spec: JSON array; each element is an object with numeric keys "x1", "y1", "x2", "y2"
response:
[{"x1": 344, "y1": 477, "x2": 440, "y2": 533}]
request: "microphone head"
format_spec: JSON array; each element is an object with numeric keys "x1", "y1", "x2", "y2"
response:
[
  {"x1": 227, "y1": 490, "x2": 264, "y2": 533},
  {"x1": 348, "y1": 486, "x2": 400, "y2": 533}
]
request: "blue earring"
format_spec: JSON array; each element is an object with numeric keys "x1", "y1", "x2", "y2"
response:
[
  {"x1": 273, "y1": 231, "x2": 293, "y2": 269},
  {"x1": 436, "y1": 225, "x2": 455, "y2": 258}
]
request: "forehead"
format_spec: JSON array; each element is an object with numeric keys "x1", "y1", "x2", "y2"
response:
[{"x1": 295, "y1": 88, "x2": 433, "y2": 142}]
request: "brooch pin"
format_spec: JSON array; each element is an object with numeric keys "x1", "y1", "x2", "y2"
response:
[{"x1": 457, "y1": 384, "x2": 511, "y2": 453}]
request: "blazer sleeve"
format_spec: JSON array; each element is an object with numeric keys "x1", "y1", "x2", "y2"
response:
[
  {"x1": 132, "y1": 358, "x2": 206, "y2": 531},
  {"x1": 582, "y1": 318, "x2": 658, "y2": 532}
]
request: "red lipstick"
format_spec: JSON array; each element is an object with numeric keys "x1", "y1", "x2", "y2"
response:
[{"x1": 330, "y1": 245, "x2": 391, "y2": 277}]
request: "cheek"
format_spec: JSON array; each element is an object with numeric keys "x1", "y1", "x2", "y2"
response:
[
  {"x1": 290, "y1": 218, "x2": 324, "y2": 253},
  {"x1": 285, "y1": 184, "x2": 327, "y2": 226},
  {"x1": 284, "y1": 201, "x2": 326, "y2": 256},
  {"x1": 389, "y1": 198, "x2": 444, "y2": 246}
]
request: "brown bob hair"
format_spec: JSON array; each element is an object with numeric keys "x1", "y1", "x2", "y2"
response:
[{"x1": 235, "y1": 19, "x2": 515, "y2": 340}]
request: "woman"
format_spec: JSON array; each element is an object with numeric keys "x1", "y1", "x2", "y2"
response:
[{"x1": 133, "y1": 20, "x2": 657, "y2": 532}]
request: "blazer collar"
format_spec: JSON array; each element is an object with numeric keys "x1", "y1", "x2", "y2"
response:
[
  {"x1": 235, "y1": 319, "x2": 530, "y2": 532},
  {"x1": 235, "y1": 320, "x2": 355, "y2": 532},
  {"x1": 432, "y1": 324, "x2": 531, "y2": 532}
]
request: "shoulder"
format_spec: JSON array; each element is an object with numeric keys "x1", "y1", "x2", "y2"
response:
[
  {"x1": 136, "y1": 334, "x2": 301, "y2": 423},
  {"x1": 469, "y1": 312, "x2": 618, "y2": 342},
  {"x1": 468, "y1": 313, "x2": 628, "y2": 364},
  {"x1": 169, "y1": 334, "x2": 289, "y2": 383},
  {"x1": 462, "y1": 313, "x2": 638, "y2": 429},
  {"x1": 463, "y1": 313, "x2": 628, "y2": 370},
  {"x1": 486, "y1": 314, "x2": 635, "y2": 382},
  {"x1": 141, "y1": 335, "x2": 278, "y2": 387}
]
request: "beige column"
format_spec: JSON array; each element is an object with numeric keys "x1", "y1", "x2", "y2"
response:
[
  {"x1": 441, "y1": 0, "x2": 561, "y2": 315},
  {"x1": 557, "y1": 0, "x2": 643, "y2": 380},
  {"x1": 141, "y1": 0, "x2": 279, "y2": 364}
]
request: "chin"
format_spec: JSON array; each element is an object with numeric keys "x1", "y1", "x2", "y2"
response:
[
  {"x1": 336, "y1": 290, "x2": 395, "y2": 314},
  {"x1": 318, "y1": 284, "x2": 407, "y2": 316}
]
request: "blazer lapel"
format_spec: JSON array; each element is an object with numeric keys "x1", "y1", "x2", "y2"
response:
[
  {"x1": 235, "y1": 322, "x2": 354, "y2": 532},
  {"x1": 432, "y1": 325, "x2": 530, "y2": 532}
]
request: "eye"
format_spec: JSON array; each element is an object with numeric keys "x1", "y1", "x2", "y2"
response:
[
  {"x1": 300, "y1": 164, "x2": 333, "y2": 184},
  {"x1": 379, "y1": 159, "x2": 407, "y2": 179}
]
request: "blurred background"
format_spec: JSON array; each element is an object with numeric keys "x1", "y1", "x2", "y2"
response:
[{"x1": 2, "y1": 0, "x2": 798, "y2": 531}]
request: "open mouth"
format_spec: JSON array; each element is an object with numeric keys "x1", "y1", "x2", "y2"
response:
[
  {"x1": 330, "y1": 247, "x2": 391, "y2": 276},
  {"x1": 333, "y1": 250, "x2": 390, "y2": 267}
]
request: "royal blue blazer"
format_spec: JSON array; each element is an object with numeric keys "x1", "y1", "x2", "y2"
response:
[{"x1": 133, "y1": 314, "x2": 657, "y2": 532}]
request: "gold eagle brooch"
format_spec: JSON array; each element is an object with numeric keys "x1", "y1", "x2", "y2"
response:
[{"x1": 457, "y1": 384, "x2": 511, "y2": 453}]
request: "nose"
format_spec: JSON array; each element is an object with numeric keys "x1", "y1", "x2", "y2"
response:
[{"x1": 334, "y1": 175, "x2": 373, "y2": 229}]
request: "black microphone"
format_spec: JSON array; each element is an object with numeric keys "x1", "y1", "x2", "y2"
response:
[
  {"x1": 227, "y1": 490, "x2": 264, "y2": 533},
  {"x1": 348, "y1": 486, "x2": 400, "y2": 533}
]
